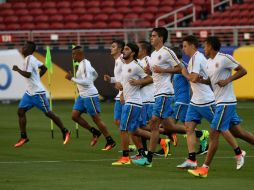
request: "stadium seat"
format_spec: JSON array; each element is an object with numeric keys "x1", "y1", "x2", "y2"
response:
[
  {"x1": 140, "y1": 13, "x2": 154, "y2": 21},
  {"x1": 50, "y1": 22, "x2": 64, "y2": 29},
  {"x1": 35, "y1": 23, "x2": 50, "y2": 30},
  {"x1": 87, "y1": 7, "x2": 101, "y2": 13},
  {"x1": 71, "y1": 1, "x2": 85, "y2": 8},
  {"x1": 30, "y1": 9, "x2": 44, "y2": 16},
  {"x1": 15, "y1": 9, "x2": 29, "y2": 16},
  {"x1": 74, "y1": 8, "x2": 87, "y2": 15},
  {"x1": 79, "y1": 14, "x2": 94, "y2": 22},
  {"x1": 0, "y1": 2, "x2": 11, "y2": 9},
  {"x1": 109, "y1": 13, "x2": 124, "y2": 21},
  {"x1": 1, "y1": 9, "x2": 14, "y2": 16},
  {"x1": 27, "y1": 2, "x2": 41, "y2": 9},
  {"x1": 160, "y1": 0, "x2": 175, "y2": 6},
  {"x1": 19, "y1": 15, "x2": 33, "y2": 23},
  {"x1": 115, "y1": 1, "x2": 130, "y2": 7},
  {"x1": 50, "y1": 15, "x2": 64, "y2": 22},
  {"x1": 0, "y1": 24, "x2": 6, "y2": 30},
  {"x1": 131, "y1": 7, "x2": 144, "y2": 13},
  {"x1": 21, "y1": 23, "x2": 35, "y2": 30},
  {"x1": 86, "y1": 1, "x2": 100, "y2": 8},
  {"x1": 130, "y1": 1, "x2": 145, "y2": 7},
  {"x1": 44, "y1": 9, "x2": 57, "y2": 15},
  {"x1": 101, "y1": 7, "x2": 116, "y2": 14},
  {"x1": 101, "y1": 1, "x2": 115, "y2": 7},
  {"x1": 4, "y1": 16, "x2": 18, "y2": 23},
  {"x1": 146, "y1": 6, "x2": 158, "y2": 13},
  {"x1": 117, "y1": 7, "x2": 131, "y2": 13},
  {"x1": 125, "y1": 13, "x2": 139, "y2": 20},
  {"x1": 6, "y1": 23, "x2": 20, "y2": 30},
  {"x1": 64, "y1": 15, "x2": 79, "y2": 22},
  {"x1": 42, "y1": 2, "x2": 56, "y2": 9},
  {"x1": 94, "y1": 21, "x2": 107, "y2": 29},
  {"x1": 12, "y1": 2, "x2": 26, "y2": 9},
  {"x1": 108, "y1": 21, "x2": 122, "y2": 28},
  {"x1": 80, "y1": 22, "x2": 93, "y2": 29},
  {"x1": 34, "y1": 15, "x2": 48, "y2": 22},
  {"x1": 59, "y1": 8, "x2": 72, "y2": 15},
  {"x1": 56, "y1": 1, "x2": 71, "y2": 8},
  {"x1": 146, "y1": 0, "x2": 159, "y2": 6},
  {"x1": 94, "y1": 14, "x2": 109, "y2": 21},
  {"x1": 65, "y1": 22, "x2": 79, "y2": 29}
]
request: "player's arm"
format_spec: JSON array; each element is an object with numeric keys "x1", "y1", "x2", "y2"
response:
[
  {"x1": 129, "y1": 75, "x2": 153, "y2": 87},
  {"x1": 216, "y1": 64, "x2": 247, "y2": 87},
  {"x1": 12, "y1": 65, "x2": 31, "y2": 78},
  {"x1": 197, "y1": 75, "x2": 211, "y2": 85},
  {"x1": 153, "y1": 64, "x2": 181, "y2": 74},
  {"x1": 104, "y1": 74, "x2": 114, "y2": 83},
  {"x1": 39, "y1": 65, "x2": 47, "y2": 77}
]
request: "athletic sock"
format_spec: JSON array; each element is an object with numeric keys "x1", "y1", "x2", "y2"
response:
[
  {"x1": 147, "y1": 151, "x2": 153, "y2": 163},
  {"x1": 234, "y1": 147, "x2": 242, "y2": 156},
  {"x1": 141, "y1": 137, "x2": 147, "y2": 151},
  {"x1": 106, "y1": 136, "x2": 114, "y2": 143},
  {"x1": 21, "y1": 132, "x2": 27, "y2": 139},
  {"x1": 195, "y1": 130, "x2": 203, "y2": 138},
  {"x1": 188, "y1": 152, "x2": 196, "y2": 161},
  {"x1": 61, "y1": 128, "x2": 68, "y2": 134},
  {"x1": 138, "y1": 148, "x2": 146, "y2": 157},
  {"x1": 89, "y1": 127, "x2": 100, "y2": 136},
  {"x1": 122, "y1": 150, "x2": 129, "y2": 157}
]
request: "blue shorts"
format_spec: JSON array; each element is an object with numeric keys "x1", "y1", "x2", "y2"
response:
[
  {"x1": 73, "y1": 96, "x2": 101, "y2": 116},
  {"x1": 185, "y1": 104, "x2": 215, "y2": 124},
  {"x1": 19, "y1": 93, "x2": 51, "y2": 113},
  {"x1": 139, "y1": 103, "x2": 153, "y2": 127},
  {"x1": 120, "y1": 104, "x2": 142, "y2": 132},
  {"x1": 172, "y1": 103, "x2": 188, "y2": 123},
  {"x1": 114, "y1": 100, "x2": 123, "y2": 121},
  {"x1": 211, "y1": 105, "x2": 241, "y2": 132},
  {"x1": 153, "y1": 96, "x2": 174, "y2": 119}
]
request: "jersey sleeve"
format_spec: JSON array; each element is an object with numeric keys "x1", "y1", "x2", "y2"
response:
[
  {"x1": 24, "y1": 56, "x2": 33, "y2": 72},
  {"x1": 136, "y1": 64, "x2": 147, "y2": 79},
  {"x1": 166, "y1": 49, "x2": 180, "y2": 67},
  {"x1": 223, "y1": 54, "x2": 239, "y2": 70},
  {"x1": 190, "y1": 56, "x2": 201, "y2": 74}
]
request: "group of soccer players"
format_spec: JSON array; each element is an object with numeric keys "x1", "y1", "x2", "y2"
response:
[{"x1": 12, "y1": 26, "x2": 254, "y2": 178}]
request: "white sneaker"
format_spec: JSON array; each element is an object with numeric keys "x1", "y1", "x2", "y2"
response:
[
  {"x1": 236, "y1": 150, "x2": 246, "y2": 170},
  {"x1": 176, "y1": 159, "x2": 197, "y2": 169}
]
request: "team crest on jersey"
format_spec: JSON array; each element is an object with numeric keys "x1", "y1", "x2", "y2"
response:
[
  {"x1": 158, "y1": 55, "x2": 162, "y2": 60},
  {"x1": 128, "y1": 68, "x2": 132, "y2": 73}
]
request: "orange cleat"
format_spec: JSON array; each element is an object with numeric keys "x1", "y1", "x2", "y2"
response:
[
  {"x1": 160, "y1": 139, "x2": 170, "y2": 158},
  {"x1": 14, "y1": 138, "x2": 29, "y2": 148},
  {"x1": 63, "y1": 131, "x2": 71, "y2": 145},
  {"x1": 188, "y1": 167, "x2": 209, "y2": 178},
  {"x1": 112, "y1": 156, "x2": 131, "y2": 165}
]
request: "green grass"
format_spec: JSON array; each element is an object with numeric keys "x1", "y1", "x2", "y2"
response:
[{"x1": 0, "y1": 101, "x2": 254, "y2": 190}]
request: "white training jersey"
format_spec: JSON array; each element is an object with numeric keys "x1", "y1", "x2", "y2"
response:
[
  {"x1": 122, "y1": 60, "x2": 147, "y2": 106},
  {"x1": 23, "y1": 55, "x2": 45, "y2": 95},
  {"x1": 187, "y1": 51, "x2": 215, "y2": 106},
  {"x1": 110, "y1": 55, "x2": 125, "y2": 100},
  {"x1": 138, "y1": 56, "x2": 155, "y2": 103},
  {"x1": 150, "y1": 46, "x2": 180, "y2": 98},
  {"x1": 71, "y1": 59, "x2": 98, "y2": 97},
  {"x1": 207, "y1": 52, "x2": 239, "y2": 105}
]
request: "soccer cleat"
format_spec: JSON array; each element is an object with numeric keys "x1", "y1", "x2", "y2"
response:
[
  {"x1": 160, "y1": 139, "x2": 170, "y2": 158},
  {"x1": 112, "y1": 156, "x2": 131, "y2": 166},
  {"x1": 236, "y1": 150, "x2": 246, "y2": 170},
  {"x1": 90, "y1": 133, "x2": 101, "y2": 146},
  {"x1": 132, "y1": 156, "x2": 152, "y2": 167},
  {"x1": 154, "y1": 149, "x2": 166, "y2": 157},
  {"x1": 199, "y1": 130, "x2": 209, "y2": 152},
  {"x1": 196, "y1": 144, "x2": 209, "y2": 155},
  {"x1": 130, "y1": 154, "x2": 142, "y2": 160},
  {"x1": 102, "y1": 141, "x2": 116, "y2": 151},
  {"x1": 14, "y1": 138, "x2": 29, "y2": 148},
  {"x1": 188, "y1": 167, "x2": 209, "y2": 178},
  {"x1": 63, "y1": 131, "x2": 71, "y2": 145},
  {"x1": 176, "y1": 159, "x2": 197, "y2": 169},
  {"x1": 170, "y1": 133, "x2": 178, "y2": 147}
]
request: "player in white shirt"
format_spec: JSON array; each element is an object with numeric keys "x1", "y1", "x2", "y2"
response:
[
  {"x1": 12, "y1": 41, "x2": 70, "y2": 148},
  {"x1": 104, "y1": 40, "x2": 125, "y2": 126},
  {"x1": 177, "y1": 35, "x2": 216, "y2": 169},
  {"x1": 133, "y1": 27, "x2": 186, "y2": 167},
  {"x1": 188, "y1": 36, "x2": 254, "y2": 178},
  {"x1": 65, "y1": 46, "x2": 116, "y2": 150},
  {"x1": 112, "y1": 43, "x2": 153, "y2": 166}
]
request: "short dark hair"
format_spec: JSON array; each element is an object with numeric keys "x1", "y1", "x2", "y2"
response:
[
  {"x1": 183, "y1": 35, "x2": 199, "y2": 48},
  {"x1": 152, "y1": 27, "x2": 168, "y2": 43},
  {"x1": 171, "y1": 46, "x2": 182, "y2": 59},
  {"x1": 126, "y1": 42, "x2": 139, "y2": 60},
  {"x1": 26, "y1": 41, "x2": 36, "y2": 53},
  {"x1": 139, "y1": 41, "x2": 153, "y2": 56},
  {"x1": 205, "y1": 36, "x2": 221, "y2": 51},
  {"x1": 112, "y1": 40, "x2": 125, "y2": 52}
]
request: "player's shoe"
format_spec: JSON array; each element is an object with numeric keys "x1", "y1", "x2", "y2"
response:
[
  {"x1": 170, "y1": 133, "x2": 178, "y2": 147},
  {"x1": 90, "y1": 132, "x2": 101, "y2": 146},
  {"x1": 130, "y1": 154, "x2": 142, "y2": 160},
  {"x1": 14, "y1": 138, "x2": 29, "y2": 148},
  {"x1": 112, "y1": 156, "x2": 131, "y2": 166},
  {"x1": 132, "y1": 156, "x2": 152, "y2": 167},
  {"x1": 196, "y1": 144, "x2": 209, "y2": 155},
  {"x1": 154, "y1": 148, "x2": 165, "y2": 157},
  {"x1": 236, "y1": 150, "x2": 246, "y2": 170},
  {"x1": 102, "y1": 141, "x2": 116, "y2": 151},
  {"x1": 160, "y1": 139, "x2": 170, "y2": 158},
  {"x1": 63, "y1": 131, "x2": 71, "y2": 145},
  {"x1": 176, "y1": 159, "x2": 197, "y2": 169},
  {"x1": 188, "y1": 167, "x2": 209, "y2": 178}
]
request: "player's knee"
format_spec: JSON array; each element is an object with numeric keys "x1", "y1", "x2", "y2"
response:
[
  {"x1": 71, "y1": 113, "x2": 79, "y2": 122},
  {"x1": 17, "y1": 109, "x2": 25, "y2": 117}
]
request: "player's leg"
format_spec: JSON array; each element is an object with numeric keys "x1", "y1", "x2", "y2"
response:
[
  {"x1": 230, "y1": 124, "x2": 254, "y2": 145},
  {"x1": 114, "y1": 100, "x2": 122, "y2": 126}
]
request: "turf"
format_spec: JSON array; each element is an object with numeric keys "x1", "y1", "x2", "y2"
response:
[{"x1": 0, "y1": 101, "x2": 254, "y2": 190}]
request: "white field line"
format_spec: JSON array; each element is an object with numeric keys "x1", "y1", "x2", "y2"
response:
[{"x1": 0, "y1": 155, "x2": 253, "y2": 164}]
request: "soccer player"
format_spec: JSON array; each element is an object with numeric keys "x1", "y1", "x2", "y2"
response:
[
  {"x1": 132, "y1": 27, "x2": 186, "y2": 167},
  {"x1": 112, "y1": 43, "x2": 153, "y2": 165},
  {"x1": 65, "y1": 46, "x2": 116, "y2": 150},
  {"x1": 177, "y1": 35, "x2": 216, "y2": 169},
  {"x1": 12, "y1": 41, "x2": 70, "y2": 148},
  {"x1": 188, "y1": 36, "x2": 250, "y2": 177},
  {"x1": 104, "y1": 40, "x2": 125, "y2": 127}
]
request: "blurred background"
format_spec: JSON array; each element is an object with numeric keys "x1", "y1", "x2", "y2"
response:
[{"x1": 0, "y1": 0, "x2": 254, "y2": 101}]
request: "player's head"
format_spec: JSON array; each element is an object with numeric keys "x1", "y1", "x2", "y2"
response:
[
  {"x1": 151, "y1": 27, "x2": 168, "y2": 47},
  {"x1": 171, "y1": 46, "x2": 182, "y2": 60},
  {"x1": 204, "y1": 36, "x2": 221, "y2": 57},
  {"x1": 138, "y1": 41, "x2": 152, "y2": 59},
  {"x1": 22, "y1": 41, "x2": 36, "y2": 56},
  {"x1": 111, "y1": 40, "x2": 125, "y2": 57},
  {"x1": 123, "y1": 43, "x2": 139, "y2": 61},
  {"x1": 72, "y1": 46, "x2": 84, "y2": 62},
  {"x1": 182, "y1": 35, "x2": 199, "y2": 56}
]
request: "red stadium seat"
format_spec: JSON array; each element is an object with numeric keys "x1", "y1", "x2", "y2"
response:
[
  {"x1": 140, "y1": 13, "x2": 154, "y2": 21},
  {"x1": 34, "y1": 15, "x2": 49, "y2": 22},
  {"x1": 50, "y1": 15, "x2": 64, "y2": 22},
  {"x1": 86, "y1": 1, "x2": 100, "y2": 8},
  {"x1": 0, "y1": 2, "x2": 11, "y2": 9},
  {"x1": 6, "y1": 23, "x2": 20, "y2": 30},
  {"x1": 50, "y1": 22, "x2": 64, "y2": 29},
  {"x1": 117, "y1": 7, "x2": 131, "y2": 13},
  {"x1": 4, "y1": 16, "x2": 18, "y2": 23},
  {"x1": 159, "y1": 6, "x2": 173, "y2": 13},
  {"x1": 94, "y1": 14, "x2": 109, "y2": 21},
  {"x1": 72, "y1": 1, "x2": 85, "y2": 8},
  {"x1": 160, "y1": 0, "x2": 175, "y2": 6},
  {"x1": 21, "y1": 23, "x2": 35, "y2": 30},
  {"x1": 73, "y1": 8, "x2": 86, "y2": 15},
  {"x1": 27, "y1": 2, "x2": 41, "y2": 9},
  {"x1": 94, "y1": 21, "x2": 107, "y2": 29},
  {"x1": 80, "y1": 22, "x2": 93, "y2": 29},
  {"x1": 44, "y1": 9, "x2": 57, "y2": 15},
  {"x1": 15, "y1": 9, "x2": 29, "y2": 16},
  {"x1": 30, "y1": 9, "x2": 44, "y2": 16},
  {"x1": 125, "y1": 13, "x2": 139, "y2": 20},
  {"x1": 42, "y1": 2, "x2": 56, "y2": 9},
  {"x1": 59, "y1": 8, "x2": 72, "y2": 15},
  {"x1": 130, "y1": 1, "x2": 145, "y2": 7},
  {"x1": 101, "y1": 1, "x2": 115, "y2": 7},
  {"x1": 19, "y1": 15, "x2": 33, "y2": 23},
  {"x1": 0, "y1": 9, "x2": 14, "y2": 16},
  {"x1": 101, "y1": 7, "x2": 116, "y2": 14},
  {"x1": 80, "y1": 14, "x2": 94, "y2": 22},
  {"x1": 56, "y1": 1, "x2": 71, "y2": 8},
  {"x1": 0, "y1": 24, "x2": 6, "y2": 30},
  {"x1": 65, "y1": 22, "x2": 79, "y2": 29},
  {"x1": 109, "y1": 13, "x2": 124, "y2": 21},
  {"x1": 139, "y1": 21, "x2": 151, "y2": 28},
  {"x1": 146, "y1": 6, "x2": 158, "y2": 13},
  {"x1": 132, "y1": 7, "x2": 144, "y2": 13},
  {"x1": 35, "y1": 23, "x2": 50, "y2": 30},
  {"x1": 108, "y1": 21, "x2": 122, "y2": 28},
  {"x1": 146, "y1": 0, "x2": 159, "y2": 7},
  {"x1": 87, "y1": 7, "x2": 101, "y2": 13},
  {"x1": 115, "y1": 1, "x2": 130, "y2": 7},
  {"x1": 12, "y1": 2, "x2": 26, "y2": 9},
  {"x1": 64, "y1": 15, "x2": 79, "y2": 22},
  {"x1": 0, "y1": 17, "x2": 3, "y2": 23}
]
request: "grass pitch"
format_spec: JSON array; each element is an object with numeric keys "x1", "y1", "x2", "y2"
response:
[{"x1": 0, "y1": 101, "x2": 254, "y2": 190}]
